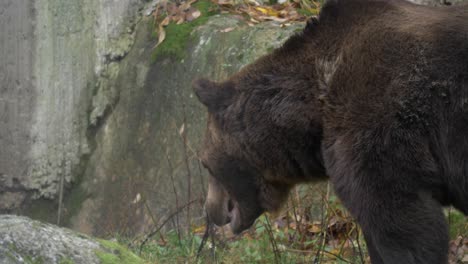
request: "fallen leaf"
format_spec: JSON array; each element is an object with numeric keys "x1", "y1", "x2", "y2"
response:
[
  {"x1": 192, "y1": 10, "x2": 201, "y2": 18},
  {"x1": 167, "y1": 3, "x2": 179, "y2": 16},
  {"x1": 308, "y1": 224, "x2": 321, "y2": 234},
  {"x1": 180, "y1": 1, "x2": 192, "y2": 11},
  {"x1": 132, "y1": 193, "x2": 141, "y2": 204},
  {"x1": 186, "y1": 9, "x2": 201, "y2": 22},
  {"x1": 250, "y1": 17, "x2": 260, "y2": 23},
  {"x1": 192, "y1": 225, "x2": 206, "y2": 234},
  {"x1": 155, "y1": 28, "x2": 166, "y2": 48},
  {"x1": 154, "y1": 16, "x2": 170, "y2": 48},
  {"x1": 176, "y1": 15, "x2": 185, "y2": 24},
  {"x1": 179, "y1": 123, "x2": 185, "y2": 135},
  {"x1": 157, "y1": 239, "x2": 167, "y2": 246},
  {"x1": 217, "y1": 0, "x2": 234, "y2": 6},
  {"x1": 220, "y1": 27, "x2": 235, "y2": 33},
  {"x1": 160, "y1": 16, "x2": 170, "y2": 27},
  {"x1": 254, "y1": 6, "x2": 279, "y2": 16},
  {"x1": 246, "y1": 0, "x2": 262, "y2": 6},
  {"x1": 260, "y1": 15, "x2": 288, "y2": 23}
]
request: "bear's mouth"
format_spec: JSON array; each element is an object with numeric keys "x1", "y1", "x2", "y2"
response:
[
  {"x1": 226, "y1": 199, "x2": 241, "y2": 233},
  {"x1": 225, "y1": 198, "x2": 261, "y2": 234},
  {"x1": 226, "y1": 199, "x2": 245, "y2": 234},
  {"x1": 204, "y1": 176, "x2": 263, "y2": 234}
]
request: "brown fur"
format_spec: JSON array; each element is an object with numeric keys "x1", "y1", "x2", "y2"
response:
[{"x1": 194, "y1": 0, "x2": 468, "y2": 263}]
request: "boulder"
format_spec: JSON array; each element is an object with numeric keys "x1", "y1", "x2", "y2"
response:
[{"x1": 0, "y1": 215, "x2": 144, "y2": 264}]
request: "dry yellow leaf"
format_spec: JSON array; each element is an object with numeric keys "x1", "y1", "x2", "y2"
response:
[
  {"x1": 308, "y1": 224, "x2": 321, "y2": 233},
  {"x1": 192, "y1": 225, "x2": 206, "y2": 233},
  {"x1": 254, "y1": 6, "x2": 279, "y2": 16}
]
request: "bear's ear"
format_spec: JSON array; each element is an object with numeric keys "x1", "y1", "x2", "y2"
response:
[
  {"x1": 192, "y1": 78, "x2": 236, "y2": 112},
  {"x1": 305, "y1": 17, "x2": 319, "y2": 32},
  {"x1": 318, "y1": 0, "x2": 341, "y2": 23}
]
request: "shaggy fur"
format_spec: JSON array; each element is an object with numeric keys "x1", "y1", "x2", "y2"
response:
[{"x1": 194, "y1": 0, "x2": 468, "y2": 263}]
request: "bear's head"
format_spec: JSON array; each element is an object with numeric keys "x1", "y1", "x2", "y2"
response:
[
  {"x1": 192, "y1": 78, "x2": 294, "y2": 233},
  {"x1": 193, "y1": 55, "x2": 326, "y2": 233}
]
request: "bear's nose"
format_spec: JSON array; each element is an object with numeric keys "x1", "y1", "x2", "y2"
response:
[{"x1": 205, "y1": 176, "x2": 232, "y2": 226}]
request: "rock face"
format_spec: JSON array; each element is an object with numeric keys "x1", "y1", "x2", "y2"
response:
[
  {"x1": 0, "y1": 215, "x2": 144, "y2": 264},
  {"x1": 0, "y1": 0, "x2": 145, "y2": 208},
  {"x1": 0, "y1": 0, "x2": 303, "y2": 234}
]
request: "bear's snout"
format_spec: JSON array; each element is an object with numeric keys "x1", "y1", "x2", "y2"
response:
[{"x1": 205, "y1": 177, "x2": 231, "y2": 226}]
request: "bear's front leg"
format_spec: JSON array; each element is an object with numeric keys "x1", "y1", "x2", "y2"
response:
[
  {"x1": 361, "y1": 230, "x2": 385, "y2": 264},
  {"x1": 323, "y1": 135, "x2": 449, "y2": 264},
  {"x1": 357, "y1": 192, "x2": 448, "y2": 264}
]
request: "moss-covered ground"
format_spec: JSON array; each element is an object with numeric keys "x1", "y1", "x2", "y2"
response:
[
  {"x1": 96, "y1": 239, "x2": 146, "y2": 264},
  {"x1": 116, "y1": 190, "x2": 369, "y2": 264},
  {"x1": 448, "y1": 209, "x2": 468, "y2": 239},
  {"x1": 150, "y1": 0, "x2": 218, "y2": 62}
]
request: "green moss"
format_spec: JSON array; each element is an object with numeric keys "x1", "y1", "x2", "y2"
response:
[
  {"x1": 59, "y1": 257, "x2": 75, "y2": 264},
  {"x1": 62, "y1": 185, "x2": 88, "y2": 226},
  {"x1": 7, "y1": 243, "x2": 45, "y2": 264},
  {"x1": 95, "y1": 239, "x2": 146, "y2": 264},
  {"x1": 448, "y1": 209, "x2": 468, "y2": 239},
  {"x1": 297, "y1": 8, "x2": 312, "y2": 16},
  {"x1": 5, "y1": 251, "x2": 16, "y2": 261},
  {"x1": 151, "y1": 0, "x2": 218, "y2": 62},
  {"x1": 297, "y1": 8, "x2": 319, "y2": 16},
  {"x1": 23, "y1": 256, "x2": 45, "y2": 264},
  {"x1": 21, "y1": 182, "x2": 88, "y2": 228},
  {"x1": 95, "y1": 251, "x2": 121, "y2": 264}
]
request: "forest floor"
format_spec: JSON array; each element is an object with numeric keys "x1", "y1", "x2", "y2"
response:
[{"x1": 119, "y1": 185, "x2": 467, "y2": 263}]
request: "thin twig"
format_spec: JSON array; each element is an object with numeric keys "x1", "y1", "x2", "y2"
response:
[
  {"x1": 143, "y1": 199, "x2": 166, "y2": 244},
  {"x1": 196, "y1": 215, "x2": 213, "y2": 261},
  {"x1": 197, "y1": 160, "x2": 206, "y2": 197},
  {"x1": 314, "y1": 182, "x2": 331, "y2": 264},
  {"x1": 285, "y1": 248, "x2": 352, "y2": 263},
  {"x1": 166, "y1": 153, "x2": 182, "y2": 244},
  {"x1": 139, "y1": 198, "x2": 200, "y2": 253},
  {"x1": 57, "y1": 159, "x2": 66, "y2": 225},
  {"x1": 179, "y1": 102, "x2": 193, "y2": 235},
  {"x1": 209, "y1": 221, "x2": 217, "y2": 262},
  {"x1": 290, "y1": 188, "x2": 301, "y2": 239},
  {"x1": 356, "y1": 227, "x2": 365, "y2": 264},
  {"x1": 264, "y1": 216, "x2": 281, "y2": 264}
]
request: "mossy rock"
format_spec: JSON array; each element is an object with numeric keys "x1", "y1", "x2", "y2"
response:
[
  {"x1": 151, "y1": 0, "x2": 219, "y2": 62},
  {"x1": 95, "y1": 240, "x2": 145, "y2": 264},
  {"x1": 0, "y1": 215, "x2": 145, "y2": 264}
]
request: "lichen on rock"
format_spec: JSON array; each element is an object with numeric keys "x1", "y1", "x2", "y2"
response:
[{"x1": 0, "y1": 215, "x2": 144, "y2": 264}]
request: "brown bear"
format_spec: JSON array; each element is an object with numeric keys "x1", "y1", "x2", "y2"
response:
[{"x1": 193, "y1": 0, "x2": 468, "y2": 263}]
